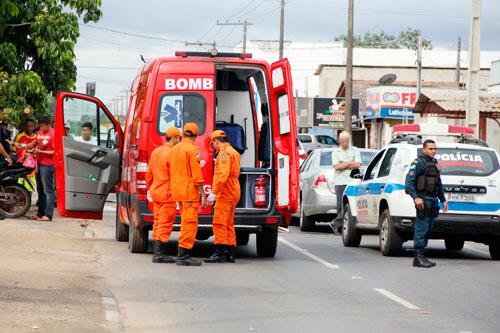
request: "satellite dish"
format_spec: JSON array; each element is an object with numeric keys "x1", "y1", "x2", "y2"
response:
[{"x1": 379, "y1": 73, "x2": 397, "y2": 85}]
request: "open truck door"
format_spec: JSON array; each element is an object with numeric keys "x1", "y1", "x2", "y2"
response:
[
  {"x1": 54, "y1": 92, "x2": 124, "y2": 219},
  {"x1": 269, "y1": 59, "x2": 299, "y2": 218}
]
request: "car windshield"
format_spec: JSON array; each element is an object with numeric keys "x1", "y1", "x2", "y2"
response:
[
  {"x1": 429, "y1": 148, "x2": 499, "y2": 177},
  {"x1": 360, "y1": 151, "x2": 377, "y2": 166},
  {"x1": 298, "y1": 135, "x2": 312, "y2": 143},
  {"x1": 320, "y1": 151, "x2": 332, "y2": 166}
]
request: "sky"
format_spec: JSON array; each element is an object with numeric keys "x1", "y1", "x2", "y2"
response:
[{"x1": 74, "y1": 0, "x2": 500, "y2": 112}]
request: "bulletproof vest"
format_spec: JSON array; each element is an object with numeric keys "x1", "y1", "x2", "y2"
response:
[{"x1": 416, "y1": 161, "x2": 440, "y2": 195}]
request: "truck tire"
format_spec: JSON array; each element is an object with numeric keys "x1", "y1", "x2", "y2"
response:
[
  {"x1": 299, "y1": 203, "x2": 315, "y2": 232},
  {"x1": 115, "y1": 205, "x2": 129, "y2": 242},
  {"x1": 128, "y1": 219, "x2": 148, "y2": 253},
  {"x1": 342, "y1": 203, "x2": 361, "y2": 247},
  {"x1": 256, "y1": 227, "x2": 278, "y2": 258},
  {"x1": 236, "y1": 232, "x2": 250, "y2": 246},
  {"x1": 489, "y1": 238, "x2": 500, "y2": 260},
  {"x1": 379, "y1": 210, "x2": 403, "y2": 256},
  {"x1": 444, "y1": 239, "x2": 464, "y2": 251}
]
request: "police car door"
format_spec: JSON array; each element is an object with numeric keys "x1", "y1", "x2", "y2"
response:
[
  {"x1": 356, "y1": 149, "x2": 385, "y2": 224},
  {"x1": 269, "y1": 59, "x2": 300, "y2": 216},
  {"x1": 54, "y1": 92, "x2": 124, "y2": 219},
  {"x1": 369, "y1": 148, "x2": 398, "y2": 225}
]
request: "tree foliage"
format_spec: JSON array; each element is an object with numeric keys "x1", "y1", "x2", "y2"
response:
[
  {"x1": 0, "y1": 0, "x2": 102, "y2": 128},
  {"x1": 335, "y1": 28, "x2": 433, "y2": 50}
]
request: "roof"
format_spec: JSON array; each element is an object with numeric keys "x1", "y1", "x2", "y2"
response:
[{"x1": 414, "y1": 90, "x2": 500, "y2": 115}]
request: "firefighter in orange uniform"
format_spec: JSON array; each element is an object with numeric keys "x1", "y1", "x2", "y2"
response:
[
  {"x1": 170, "y1": 123, "x2": 208, "y2": 266},
  {"x1": 146, "y1": 127, "x2": 182, "y2": 263},
  {"x1": 205, "y1": 130, "x2": 241, "y2": 263}
]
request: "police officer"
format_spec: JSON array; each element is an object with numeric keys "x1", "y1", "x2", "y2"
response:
[
  {"x1": 405, "y1": 139, "x2": 448, "y2": 268},
  {"x1": 205, "y1": 130, "x2": 241, "y2": 263}
]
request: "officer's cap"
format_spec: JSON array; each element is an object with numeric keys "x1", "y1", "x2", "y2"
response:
[
  {"x1": 165, "y1": 127, "x2": 181, "y2": 138},
  {"x1": 183, "y1": 123, "x2": 199, "y2": 136},
  {"x1": 210, "y1": 130, "x2": 227, "y2": 141}
]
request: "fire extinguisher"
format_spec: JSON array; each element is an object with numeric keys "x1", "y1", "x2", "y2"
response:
[{"x1": 254, "y1": 175, "x2": 267, "y2": 208}]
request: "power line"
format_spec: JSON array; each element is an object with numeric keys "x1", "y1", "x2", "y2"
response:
[{"x1": 80, "y1": 24, "x2": 185, "y2": 44}]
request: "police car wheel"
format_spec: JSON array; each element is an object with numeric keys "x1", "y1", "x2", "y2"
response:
[
  {"x1": 115, "y1": 205, "x2": 129, "y2": 242},
  {"x1": 444, "y1": 239, "x2": 464, "y2": 251},
  {"x1": 299, "y1": 202, "x2": 315, "y2": 232},
  {"x1": 489, "y1": 238, "x2": 500, "y2": 260},
  {"x1": 342, "y1": 203, "x2": 361, "y2": 247},
  {"x1": 379, "y1": 210, "x2": 403, "y2": 256}
]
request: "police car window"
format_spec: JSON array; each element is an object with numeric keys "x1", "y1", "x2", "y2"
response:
[
  {"x1": 377, "y1": 148, "x2": 397, "y2": 178},
  {"x1": 363, "y1": 149, "x2": 385, "y2": 181},
  {"x1": 157, "y1": 94, "x2": 206, "y2": 135},
  {"x1": 320, "y1": 151, "x2": 333, "y2": 166},
  {"x1": 430, "y1": 148, "x2": 499, "y2": 177}
]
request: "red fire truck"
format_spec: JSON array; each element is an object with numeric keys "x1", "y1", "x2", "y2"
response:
[{"x1": 53, "y1": 51, "x2": 299, "y2": 258}]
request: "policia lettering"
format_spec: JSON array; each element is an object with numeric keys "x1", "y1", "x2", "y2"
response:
[{"x1": 405, "y1": 140, "x2": 447, "y2": 268}]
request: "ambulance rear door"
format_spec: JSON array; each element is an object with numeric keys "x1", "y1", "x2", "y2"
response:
[
  {"x1": 269, "y1": 58, "x2": 300, "y2": 216},
  {"x1": 54, "y1": 92, "x2": 124, "y2": 219}
]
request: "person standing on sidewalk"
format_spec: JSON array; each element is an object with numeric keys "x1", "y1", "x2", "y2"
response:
[
  {"x1": 30, "y1": 116, "x2": 55, "y2": 222},
  {"x1": 146, "y1": 127, "x2": 182, "y2": 263},
  {"x1": 329, "y1": 131, "x2": 361, "y2": 234},
  {"x1": 405, "y1": 139, "x2": 448, "y2": 268},
  {"x1": 205, "y1": 130, "x2": 240, "y2": 263},
  {"x1": 170, "y1": 123, "x2": 208, "y2": 266}
]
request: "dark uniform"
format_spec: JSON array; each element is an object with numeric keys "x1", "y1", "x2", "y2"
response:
[{"x1": 405, "y1": 152, "x2": 447, "y2": 267}]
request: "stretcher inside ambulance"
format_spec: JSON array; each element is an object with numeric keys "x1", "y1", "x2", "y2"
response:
[{"x1": 52, "y1": 51, "x2": 299, "y2": 258}]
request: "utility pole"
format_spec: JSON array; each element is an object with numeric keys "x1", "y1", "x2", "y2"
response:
[
  {"x1": 216, "y1": 20, "x2": 253, "y2": 53},
  {"x1": 344, "y1": 0, "x2": 354, "y2": 134},
  {"x1": 456, "y1": 36, "x2": 462, "y2": 85},
  {"x1": 466, "y1": 0, "x2": 481, "y2": 136},
  {"x1": 416, "y1": 35, "x2": 423, "y2": 99},
  {"x1": 279, "y1": 0, "x2": 285, "y2": 59}
]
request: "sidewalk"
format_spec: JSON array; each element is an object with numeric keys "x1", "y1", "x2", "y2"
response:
[{"x1": 0, "y1": 211, "x2": 113, "y2": 332}]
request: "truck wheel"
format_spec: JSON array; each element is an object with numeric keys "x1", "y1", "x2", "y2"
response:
[
  {"x1": 379, "y1": 210, "x2": 403, "y2": 256},
  {"x1": 236, "y1": 232, "x2": 250, "y2": 246},
  {"x1": 444, "y1": 239, "x2": 464, "y2": 251},
  {"x1": 115, "y1": 205, "x2": 129, "y2": 242},
  {"x1": 128, "y1": 217, "x2": 148, "y2": 253},
  {"x1": 489, "y1": 238, "x2": 500, "y2": 260},
  {"x1": 299, "y1": 203, "x2": 315, "y2": 232},
  {"x1": 256, "y1": 227, "x2": 278, "y2": 258},
  {"x1": 342, "y1": 203, "x2": 361, "y2": 247}
]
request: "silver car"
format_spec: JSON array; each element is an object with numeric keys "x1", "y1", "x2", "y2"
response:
[
  {"x1": 294, "y1": 148, "x2": 377, "y2": 231},
  {"x1": 298, "y1": 134, "x2": 337, "y2": 154}
]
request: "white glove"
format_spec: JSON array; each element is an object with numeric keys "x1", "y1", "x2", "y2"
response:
[{"x1": 207, "y1": 192, "x2": 216, "y2": 204}]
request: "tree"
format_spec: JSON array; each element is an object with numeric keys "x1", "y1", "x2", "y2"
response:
[
  {"x1": 0, "y1": 1, "x2": 102, "y2": 128},
  {"x1": 335, "y1": 28, "x2": 433, "y2": 50}
]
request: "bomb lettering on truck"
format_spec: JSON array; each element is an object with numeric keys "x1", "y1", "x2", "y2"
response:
[{"x1": 165, "y1": 78, "x2": 214, "y2": 90}]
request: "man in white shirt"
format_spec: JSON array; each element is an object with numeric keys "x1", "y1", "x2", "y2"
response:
[
  {"x1": 75, "y1": 122, "x2": 97, "y2": 145},
  {"x1": 330, "y1": 131, "x2": 361, "y2": 234}
]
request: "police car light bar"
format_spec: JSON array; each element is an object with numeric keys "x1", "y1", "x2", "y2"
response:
[
  {"x1": 175, "y1": 51, "x2": 252, "y2": 59},
  {"x1": 392, "y1": 124, "x2": 475, "y2": 137}
]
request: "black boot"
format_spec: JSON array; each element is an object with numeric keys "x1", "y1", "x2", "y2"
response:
[
  {"x1": 204, "y1": 245, "x2": 227, "y2": 263},
  {"x1": 176, "y1": 247, "x2": 202, "y2": 266},
  {"x1": 413, "y1": 249, "x2": 433, "y2": 268},
  {"x1": 224, "y1": 245, "x2": 236, "y2": 263},
  {"x1": 152, "y1": 241, "x2": 175, "y2": 263},
  {"x1": 421, "y1": 250, "x2": 436, "y2": 267}
]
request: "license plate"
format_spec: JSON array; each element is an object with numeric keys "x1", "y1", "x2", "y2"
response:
[{"x1": 446, "y1": 193, "x2": 476, "y2": 203}]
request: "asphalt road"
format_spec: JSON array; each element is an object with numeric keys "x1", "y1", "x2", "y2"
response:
[{"x1": 91, "y1": 203, "x2": 500, "y2": 333}]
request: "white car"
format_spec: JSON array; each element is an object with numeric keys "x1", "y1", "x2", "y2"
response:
[{"x1": 341, "y1": 138, "x2": 500, "y2": 259}]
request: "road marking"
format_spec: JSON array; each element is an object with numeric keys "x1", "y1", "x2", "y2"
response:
[
  {"x1": 101, "y1": 293, "x2": 121, "y2": 323},
  {"x1": 278, "y1": 237, "x2": 339, "y2": 269},
  {"x1": 373, "y1": 288, "x2": 420, "y2": 310}
]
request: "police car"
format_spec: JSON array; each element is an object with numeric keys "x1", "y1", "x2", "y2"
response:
[{"x1": 341, "y1": 135, "x2": 500, "y2": 259}]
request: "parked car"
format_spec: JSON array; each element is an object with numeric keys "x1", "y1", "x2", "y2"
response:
[
  {"x1": 293, "y1": 148, "x2": 377, "y2": 231},
  {"x1": 298, "y1": 133, "x2": 337, "y2": 154},
  {"x1": 341, "y1": 137, "x2": 500, "y2": 259}
]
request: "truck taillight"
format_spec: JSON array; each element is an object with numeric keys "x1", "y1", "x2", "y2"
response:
[
  {"x1": 136, "y1": 150, "x2": 148, "y2": 199},
  {"x1": 312, "y1": 174, "x2": 327, "y2": 188}
]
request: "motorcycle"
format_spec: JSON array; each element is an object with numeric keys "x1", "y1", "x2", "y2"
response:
[{"x1": 0, "y1": 160, "x2": 34, "y2": 218}]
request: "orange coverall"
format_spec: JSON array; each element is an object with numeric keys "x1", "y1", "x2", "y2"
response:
[
  {"x1": 212, "y1": 143, "x2": 241, "y2": 246},
  {"x1": 145, "y1": 143, "x2": 176, "y2": 243},
  {"x1": 169, "y1": 140, "x2": 204, "y2": 249}
]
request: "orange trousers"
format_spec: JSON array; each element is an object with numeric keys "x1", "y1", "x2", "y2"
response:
[
  {"x1": 178, "y1": 201, "x2": 199, "y2": 249},
  {"x1": 212, "y1": 200, "x2": 237, "y2": 246},
  {"x1": 152, "y1": 201, "x2": 176, "y2": 243}
]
